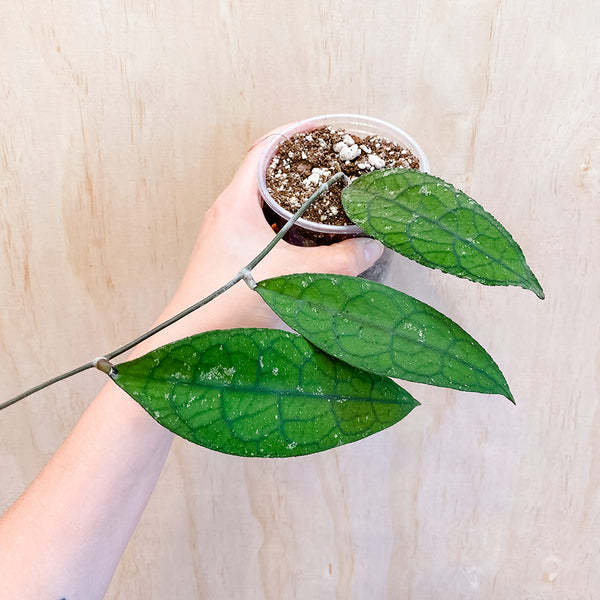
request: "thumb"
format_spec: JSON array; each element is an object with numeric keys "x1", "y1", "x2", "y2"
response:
[{"x1": 306, "y1": 237, "x2": 385, "y2": 277}]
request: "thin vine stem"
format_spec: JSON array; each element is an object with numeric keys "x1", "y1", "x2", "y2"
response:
[
  {"x1": 1, "y1": 172, "x2": 347, "y2": 411},
  {"x1": 0, "y1": 362, "x2": 97, "y2": 411}
]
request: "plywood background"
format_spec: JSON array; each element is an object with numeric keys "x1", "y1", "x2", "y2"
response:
[{"x1": 1, "y1": 1, "x2": 598, "y2": 598}]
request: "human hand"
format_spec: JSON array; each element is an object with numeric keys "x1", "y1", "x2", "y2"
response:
[{"x1": 137, "y1": 125, "x2": 384, "y2": 352}]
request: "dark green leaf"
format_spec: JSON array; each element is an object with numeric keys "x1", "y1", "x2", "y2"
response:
[
  {"x1": 257, "y1": 274, "x2": 514, "y2": 401},
  {"x1": 342, "y1": 169, "x2": 544, "y2": 299},
  {"x1": 112, "y1": 328, "x2": 418, "y2": 457}
]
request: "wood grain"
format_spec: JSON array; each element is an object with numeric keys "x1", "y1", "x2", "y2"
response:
[{"x1": 1, "y1": 1, "x2": 599, "y2": 598}]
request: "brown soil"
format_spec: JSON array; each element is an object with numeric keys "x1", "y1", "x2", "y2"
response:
[{"x1": 265, "y1": 126, "x2": 420, "y2": 226}]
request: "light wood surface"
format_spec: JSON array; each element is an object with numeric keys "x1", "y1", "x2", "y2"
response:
[{"x1": 1, "y1": 1, "x2": 598, "y2": 598}]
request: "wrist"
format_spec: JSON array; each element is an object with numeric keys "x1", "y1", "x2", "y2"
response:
[{"x1": 93, "y1": 381, "x2": 175, "y2": 447}]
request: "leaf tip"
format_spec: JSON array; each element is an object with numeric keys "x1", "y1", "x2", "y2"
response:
[
  {"x1": 492, "y1": 368, "x2": 515, "y2": 404},
  {"x1": 523, "y1": 267, "x2": 544, "y2": 299},
  {"x1": 533, "y1": 283, "x2": 545, "y2": 300}
]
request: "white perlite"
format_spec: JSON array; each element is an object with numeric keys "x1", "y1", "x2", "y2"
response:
[
  {"x1": 304, "y1": 167, "x2": 331, "y2": 186},
  {"x1": 368, "y1": 153, "x2": 386, "y2": 169},
  {"x1": 339, "y1": 144, "x2": 361, "y2": 161}
]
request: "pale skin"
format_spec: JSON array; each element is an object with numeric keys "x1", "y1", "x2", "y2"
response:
[{"x1": 0, "y1": 127, "x2": 384, "y2": 600}]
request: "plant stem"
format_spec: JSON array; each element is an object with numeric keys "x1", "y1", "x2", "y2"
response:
[
  {"x1": 245, "y1": 171, "x2": 347, "y2": 271},
  {"x1": 1, "y1": 172, "x2": 347, "y2": 410},
  {"x1": 0, "y1": 362, "x2": 97, "y2": 411}
]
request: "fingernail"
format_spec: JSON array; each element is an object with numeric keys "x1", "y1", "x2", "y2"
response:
[{"x1": 360, "y1": 238, "x2": 384, "y2": 264}]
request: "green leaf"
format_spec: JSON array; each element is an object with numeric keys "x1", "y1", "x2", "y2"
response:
[
  {"x1": 257, "y1": 274, "x2": 514, "y2": 401},
  {"x1": 111, "y1": 328, "x2": 418, "y2": 458},
  {"x1": 342, "y1": 169, "x2": 544, "y2": 299}
]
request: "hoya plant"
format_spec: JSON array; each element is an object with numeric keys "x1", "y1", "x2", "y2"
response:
[{"x1": 3, "y1": 169, "x2": 543, "y2": 457}]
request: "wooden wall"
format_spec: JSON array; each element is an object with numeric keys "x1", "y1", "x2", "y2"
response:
[{"x1": 1, "y1": 1, "x2": 598, "y2": 597}]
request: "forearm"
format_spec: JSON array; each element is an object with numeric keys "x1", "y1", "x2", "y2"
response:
[
  {"x1": 0, "y1": 384, "x2": 173, "y2": 600},
  {"x1": 0, "y1": 241, "x2": 282, "y2": 597},
  {"x1": 0, "y1": 295, "x2": 210, "y2": 600}
]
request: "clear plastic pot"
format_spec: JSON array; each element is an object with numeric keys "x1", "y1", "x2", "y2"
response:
[{"x1": 256, "y1": 114, "x2": 430, "y2": 280}]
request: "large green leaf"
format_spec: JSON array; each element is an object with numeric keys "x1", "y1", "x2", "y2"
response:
[
  {"x1": 111, "y1": 328, "x2": 418, "y2": 457},
  {"x1": 342, "y1": 169, "x2": 544, "y2": 299},
  {"x1": 257, "y1": 274, "x2": 514, "y2": 401}
]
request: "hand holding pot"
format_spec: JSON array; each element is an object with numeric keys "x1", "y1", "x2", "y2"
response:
[{"x1": 155, "y1": 125, "x2": 384, "y2": 346}]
